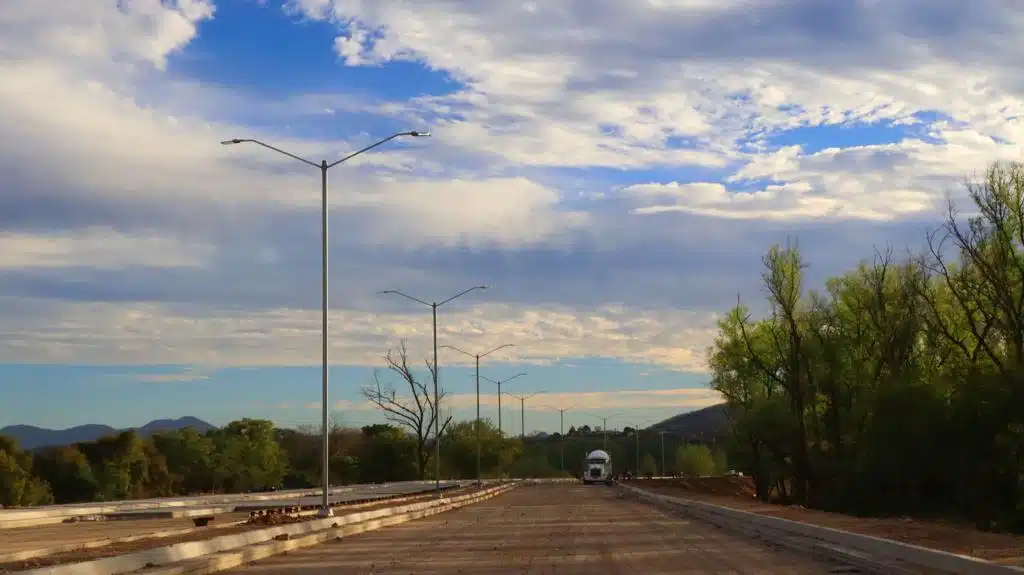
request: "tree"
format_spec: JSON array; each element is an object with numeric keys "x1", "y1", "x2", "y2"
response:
[
  {"x1": 361, "y1": 342, "x2": 453, "y2": 480},
  {"x1": 0, "y1": 436, "x2": 53, "y2": 506},
  {"x1": 358, "y1": 424, "x2": 417, "y2": 483},
  {"x1": 33, "y1": 446, "x2": 98, "y2": 503},
  {"x1": 676, "y1": 444, "x2": 716, "y2": 477},
  {"x1": 441, "y1": 419, "x2": 521, "y2": 478},
  {"x1": 211, "y1": 419, "x2": 286, "y2": 492}
]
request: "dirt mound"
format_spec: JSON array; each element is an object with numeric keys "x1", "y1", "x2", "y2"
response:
[{"x1": 629, "y1": 476, "x2": 757, "y2": 498}]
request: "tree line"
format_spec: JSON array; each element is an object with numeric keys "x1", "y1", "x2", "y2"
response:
[
  {"x1": 0, "y1": 413, "x2": 723, "y2": 507},
  {"x1": 709, "y1": 161, "x2": 1024, "y2": 532}
]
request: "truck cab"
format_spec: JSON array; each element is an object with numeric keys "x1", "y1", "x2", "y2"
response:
[{"x1": 582, "y1": 449, "x2": 613, "y2": 485}]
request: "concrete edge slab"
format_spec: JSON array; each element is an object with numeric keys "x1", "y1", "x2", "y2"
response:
[
  {"x1": 15, "y1": 482, "x2": 518, "y2": 575},
  {"x1": 0, "y1": 488, "x2": 444, "y2": 564},
  {"x1": 138, "y1": 484, "x2": 519, "y2": 575},
  {"x1": 618, "y1": 483, "x2": 1024, "y2": 575}
]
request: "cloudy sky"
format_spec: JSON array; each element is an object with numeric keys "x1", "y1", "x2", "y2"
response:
[{"x1": 1, "y1": 0, "x2": 1020, "y2": 432}]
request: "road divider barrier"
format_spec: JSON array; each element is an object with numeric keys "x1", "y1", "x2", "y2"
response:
[
  {"x1": 16, "y1": 482, "x2": 519, "y2": 575},
  {"x1": 618, "y1": 483, "x2": 1024, "y2": 575}
]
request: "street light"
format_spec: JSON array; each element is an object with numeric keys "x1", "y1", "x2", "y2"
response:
[
  {"x1": 507, "y1": 392, "x2": 544, "y2": 441},
  {"x1": 632, "y1": 423, "x2": 641, "y2": 474},
  {"x1": 378, "y1": 286, "x2": 489, "y2": 496},
  {"x1": 583, "y1": 412, "x2": 622, "y2": 451},
  {"x1": 557, "y1": 407, "x2": 570, "y2": 473},
  {"x1": 480, "y1": 373, "x2": 527, "y2": 435},
  {"x1": 440, "y1": 343, "x2": 516, "y2": 483},
  {"x1": 221, "y1": 131, "x2": 429, "y2": 518}
]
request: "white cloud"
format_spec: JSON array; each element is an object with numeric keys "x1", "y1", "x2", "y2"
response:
[
  {"x1": 0, "y1": 299, "x2": 717, "y2": 371},
  {"x1": 5, "y1": 0, "x2": 1024, "y2": 373},
  {"x1": 129, "y1": 368, "x2": 212, "y2": 384},
  {"x1": 0, "y1": 228, "x2": 213, "y2": 270},
  {"x1": 316, "y1": 387, "x2": 722, "y2": 412}
]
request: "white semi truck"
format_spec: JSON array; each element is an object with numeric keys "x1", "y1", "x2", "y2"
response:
[{"x1": 582, "y1": 449, "x2": 614, "y2": 485}]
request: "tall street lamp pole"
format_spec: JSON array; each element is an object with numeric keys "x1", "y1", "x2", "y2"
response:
[
  {"x1": 221, "y1": 131, "x2": 429, "y2": 518},
  {"x1": 583, "y1": 412, "x2": 622, "y2": 451},
  {"x1": 379, "y1": 286, "x2": 488, "y2": 496},
  {"x1": 558, "y1": 408, "x2": 569, "y2": 474},
  {"x1": 659, "y1": 430, "x2": 668, "y2": 476},
  {"x1": 633, "y1": 424, "x2": 641, "y2": 474},
  {"x1": 508, "y1": 392, "x2": 543, "y2": 441},
  {"x1": 480, "y1": 373, "x2": 527, "y2": 435},
  {"x1": 441, "y1": 343, "x2": 515, "y2": 483}
]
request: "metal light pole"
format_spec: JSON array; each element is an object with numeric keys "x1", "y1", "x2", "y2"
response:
[
  {"x1": 441, "y1": 344, "x2": 515, "y2": 483},
  {"x1": 582, "y1": 412, "x2": 622, "y2": 451},
  {"x1": 659, "y1": 430, "x2": 667, "y2": 476},
  {"x1": 508, "y1": 392, "x2": 543, "y2": 441},
  {"x1": 221, "y1": 131, "x2": 429, "y2": 518},
  {"x1": 634, "y1": 424, "x2": 641, "y2": 474},
  {"x1": 379, "y1": 286, "x2": 488, "y2": 497},
  {"x1": 480, "y1": 373, "x2": 527, "y2": 435},
  {"x1": 558, "y1": 408, "x2": 568, "y2": 473}
]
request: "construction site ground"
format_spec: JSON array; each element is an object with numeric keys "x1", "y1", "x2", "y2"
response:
[
  {"x1": 621, "y1": 476, "x2": 1024, "y2": 567},
  {"x1": 227, "y1": 483, "x2": 839, "y2": 574}
]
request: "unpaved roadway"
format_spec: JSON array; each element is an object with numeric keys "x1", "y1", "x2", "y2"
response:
[{"x1": 229, "y1": 484, "x2": 838, "y2": 574}]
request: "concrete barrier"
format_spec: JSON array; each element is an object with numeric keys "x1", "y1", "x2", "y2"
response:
[
  {"x1": 140, "y1": 483, "x2": 517, "y2": 575},
  {"x1": 0, "y1": 482, "x2": 466, "y2": 529},
  {"x1": 18, "y1": 482, "x2": 518, "y2": 575},
  {"x1": 0, "y1": 486, "x2": 450, "y2": 564},
  {"x1": 619, "y1": 483, "x2": 1024, "y2": 575}
]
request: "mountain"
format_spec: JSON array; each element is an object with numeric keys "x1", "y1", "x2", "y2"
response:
[
  {"x1": 0, "y1": 417, "x2": 216, "y2": 450},
  {"x1": 646, "y1": 403, "x2": 731, "y2": 438}
]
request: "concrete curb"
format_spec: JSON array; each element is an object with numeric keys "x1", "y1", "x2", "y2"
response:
[
  {"x1": 618, "y1": 483, "x2": 1024, "y2": 575},
  {"x1": 17, "y1": 483, "x2": 517, "y2": 575},
  {"x1": 0, "y1": 480, "x2": 478, "y2": 529},
  {"x1": 139, "y1": 483, "x2": 518, "y2": 575},
  {"x1": 0, "y1": 488, "x2": 443, "y2": 564}
]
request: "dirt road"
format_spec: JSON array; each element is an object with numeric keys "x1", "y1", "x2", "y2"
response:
[{"x1": 229, "y1": 484, "x2": 837, "y2": 574}]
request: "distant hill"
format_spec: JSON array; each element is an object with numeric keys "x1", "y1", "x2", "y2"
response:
[
  {"x1": 0, "y1": 417, "x2": 216, "y2": 450},
  {"x1": 647, "y1": 403, "x2": 731, "y2": 438}
]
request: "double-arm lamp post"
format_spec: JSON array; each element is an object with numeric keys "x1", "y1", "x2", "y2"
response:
[
  {"x1": 378, "y1": 286, "x2": 488, "y2": 496},
  {"x1": 221, "y1": 131, "x2": 429, "y2": 518},
  {"x1": 479, "y1": 373, "x2": 527, "y2": 435},
  {"x1": 583, "y1": 412, "x2": 623, "y2": 451},
  {"x1": 507, "y1": 392, "x2": 544, "y2": 441},
  {"x1": 440, "y1": 344, "x2": 515, "y2": 483}
]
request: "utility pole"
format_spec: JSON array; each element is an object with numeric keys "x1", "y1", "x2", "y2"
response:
[
  {"x1": 558, "y1": 408, "x2": 568, "y2": 473},
  {"x1": 635, "y1": 425, "x2": 641, "y2": 474},
  {"x1": 379, "y1": 286, "x2": 489, "y2": 497},
  {"x1": 441, "y1": 344, "x2": 516, "y2": 484},
  {"x1": 222, "y1": 130, "x2": 429, "y2": 517},
  {"x1": 508, "y1": 392, "x2": 542, "y2": 441},
  {"x1": 659, "y1": 431, "x2": 667, "y2": 476},
  {"x1": 480, "y1": 373, "x2": 527, "y2": 435}
]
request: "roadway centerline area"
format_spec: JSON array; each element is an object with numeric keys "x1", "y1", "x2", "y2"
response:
[{"x1": 228, "y1": 484, "x2": 838, "y2": 574}]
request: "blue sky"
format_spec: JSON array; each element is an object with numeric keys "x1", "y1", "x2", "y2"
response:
[{"x1": 1, "y1": 0, "x2": 1022, "y2": 432}]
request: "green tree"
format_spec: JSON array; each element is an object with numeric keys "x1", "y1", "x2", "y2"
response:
[
  {"x1": 358, "y1": 424, "x2": 417, "y2": 483},
  {"x1": 0, "y1": 437, "x2": 53, "y2": 506},
  {"x1": 676, "y1": 444, "x2": 716, "y2": 476},
  {"x1": 33, "y1": 446, "x2": 98, "y2": 503}
]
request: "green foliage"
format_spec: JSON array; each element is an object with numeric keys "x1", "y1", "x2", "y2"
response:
[
  {"x1": 676, "y1": 444, "x2": 717, "y2": 476},
  {"x1": 708, "y1": 161, "x2": 1024, "y2": 530}
]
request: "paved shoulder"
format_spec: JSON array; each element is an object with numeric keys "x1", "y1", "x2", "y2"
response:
[{"x1": 229, "y1": 484, "x2": 835, "y2": 574}]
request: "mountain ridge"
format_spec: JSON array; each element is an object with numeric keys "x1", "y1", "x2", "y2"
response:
[{"x1": 0, "y1": 417, "x2": 216, "y2": 450}]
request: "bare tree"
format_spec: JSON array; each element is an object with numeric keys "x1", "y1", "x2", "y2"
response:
[{"x1": 361, "y1": 341, "x2": 453, "y2": 479}]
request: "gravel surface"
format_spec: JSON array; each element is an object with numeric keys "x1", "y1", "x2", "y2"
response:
[{"x1": 228, "y1": 483, "x2": 837, "y2": 574}]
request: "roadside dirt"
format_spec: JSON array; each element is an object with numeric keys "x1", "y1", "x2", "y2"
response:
[
  {"x1": 0, "y1": 487, "x2": 480, "y2": 573},
  {"x1": 226, "y1": 483, "x2": 836, "y2": 574},
  {"x1": 623, "y1": 478, "x2": 1024, "y2": 567}
]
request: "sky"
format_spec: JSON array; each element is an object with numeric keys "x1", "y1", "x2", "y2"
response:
[{"x1": 1, "y1": 0, "x2": 1022, "y2": 434}]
